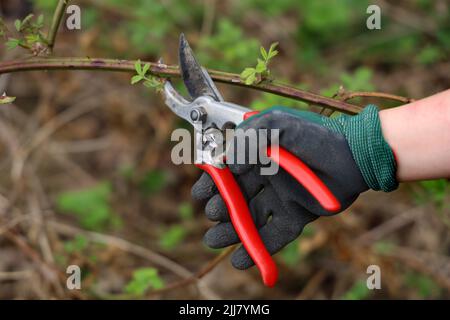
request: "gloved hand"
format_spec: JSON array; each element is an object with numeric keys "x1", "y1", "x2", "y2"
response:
[{"x1": 192, "y1": 105, "x2": 398, "y2": 270}]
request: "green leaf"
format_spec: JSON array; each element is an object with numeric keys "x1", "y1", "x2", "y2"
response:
[
  {"x1": 5, "y1": 38, "x2": 20, "y2": 50},
  {"x1": 14, "y1": 20, "x2": 21, "y2": 32},
  {"x1": 125, "y1": 268, "x2": 165, "y2": 295},
  {"x1": 159, "y1": 225, "x2": 186, "y2": 250},
  {"x1": 143, "y1": 80, "x2": 155, "y2": 88},
  {"x1": 265, "y1": 42, "x2": 279, "y2": 61},
  {"x1": 260, "y1": 46, "x2": 268, "y2": 60},
  {"x1": 268, "y1": 49, "x2": 279, "y2": 60},
  {"x1": 37, "y1": 14, "x2": 44, "y2": 26},
  {"x1": 143, "y1": 77, "x2": 159, "y2": 87},
  {"x1": 268, "y1": 42, "x2": 279, "y2": 56},
  {"x1": 134, "y1": 60, "x2": 142, "y2": 75},
  {"x1": 25, "y1": 34, "x2": 40, "y2": 45},
  {"x1": 241, "y1": 41, "x2": 279, "y2": 86},
  {"x1": 255, "y1": 59, "x2": 267, "y2": 73},
  {"x1": 0, "y1": 93, "x2": 16, "y2": 104},
  {"x1": 245, "y1": 73, "x2": 256, "y2": 85},
  {"x1": 142, "y1": 63, "x2": 150, "y2": 75},
  {"x1": 131, "y1": 75, "x2": 143, "y2": 85},
  {"x1": 21, "y1": 14, "x2": 34, "y2": 27},
  {"x1": 240, "y1": 67, "x2": 255, "y2": 79}
]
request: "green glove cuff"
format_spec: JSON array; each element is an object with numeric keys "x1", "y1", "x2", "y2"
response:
[{"x1": 322, "y1": 104, "x2": 398, "y2": 192}]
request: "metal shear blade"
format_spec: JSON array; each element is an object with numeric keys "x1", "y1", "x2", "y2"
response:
[
  {"x1": 179, "y1": 33, "x2": 223, "y2": 102},
  {"x1": 164, "y1": 34, "x2": 250, "y2": 130}
]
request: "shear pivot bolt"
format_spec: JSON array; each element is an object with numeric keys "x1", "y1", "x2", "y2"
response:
[{"x1": 190, "y1": 108, "x2": 207, "y2": 123}]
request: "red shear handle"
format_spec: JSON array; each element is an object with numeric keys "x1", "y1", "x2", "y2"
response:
[
  {"x1": 244, "y1": 111, "x2": 341, "y2": 213},
  {"x1": 267, "y1": 147, "x2": 341, "y2": 212},
  {"x1": 196, "y1": 164, "x2": 278, "y2": 287}
]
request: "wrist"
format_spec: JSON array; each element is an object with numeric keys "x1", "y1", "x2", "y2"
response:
[{"x1": 379, "y1": 90, "x2": 450, "y2": 181}]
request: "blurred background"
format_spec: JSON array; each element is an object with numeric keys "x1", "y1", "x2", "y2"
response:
[{"x1": 0, "y1": 0, "x2": 449, "y2": 299}]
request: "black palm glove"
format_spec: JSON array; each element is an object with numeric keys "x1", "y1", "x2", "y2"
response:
[{"x1": 192, "y1": 106, "x2": 397, "y2": 270}]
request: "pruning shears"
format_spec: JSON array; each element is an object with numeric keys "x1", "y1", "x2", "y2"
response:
[{"x1": 163, "y1": 34, "x2": 341, "y2": 287}]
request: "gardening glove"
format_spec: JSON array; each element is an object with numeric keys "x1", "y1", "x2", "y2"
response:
[{"x1": 192, "y1": 104, "x2": 398, "y2": 270}]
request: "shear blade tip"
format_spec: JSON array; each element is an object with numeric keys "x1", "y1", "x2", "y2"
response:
[{"x1": 179, "y1": 33, "x2": 189, "y2": 50}]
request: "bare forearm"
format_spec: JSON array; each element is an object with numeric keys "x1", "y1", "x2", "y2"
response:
[{"x1": 379, "y1": 89, "x2": 450, "y2": 182}]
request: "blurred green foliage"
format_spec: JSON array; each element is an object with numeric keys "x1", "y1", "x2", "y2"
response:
[
  {"x1": 198, "y1": 18, "x2": 260, "y2": 71},
  {"x1": 373, "y1": 240, "x2": 395, "y2": 255},
  {"x1": 125, "y1": 267, "x2": 165, "y2": 295},
  {"x1": 279, "y1": 225, "x2": 314, "y2": 266},
  {"x1": 33, "y1": 0, "x2": 55, "y2": 12},
  {"x1": 159, "y1": 225, "x2": 187, "y2": 250},
  {"x1": 342, "y1": 279, "x2": 371, "y2": 300},
  {"x1": 56, "y1": 182, "x2": 122, "y2": 231},
  {"x1": 26, "y1": 0, "x2": 448, "y2": 83},
  {"x1": 320, "y1": 67, "x2": 375, "y2": 98},
  {"x1": 19, "y1": 0, "x2": 444, "y2": 64},
  {"x1": 250, "y1": 91, "x2": 309, "y2": 111},
  {"x1": 64, "y1": 235, "x2": 89, "y2": 254},
  {"x1": 280, "y1": 239, "x2": 301, "y2": 266},
  {"x1": 404, "y1": 272, "x2": 441, "y2": 298},
  {"x1": 416, "y1": 179, "x2": 449, "y2": 209},
  {"x1": 178, "y1": 202, "x2": 194, "y2": 220},
  {"x1": 416, "y1": 45, "x2": 444, "y2": 65},
  {"x1": 139, "y1": 169, "x2": 169, "y2": 195}
]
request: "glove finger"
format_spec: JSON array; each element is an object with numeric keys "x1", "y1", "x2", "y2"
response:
[
  {"x1": 205, "y1": 194, "x2": 228, "y2": 222},
  {"x1": 191, "y1": 172, "x2": 217, "y2": 201},
  {"x1": 204, "y1": 178, "x2": 275, "y2": 224},
  {"x1": 238, "y1": 167, "x2": 266, "y2": 198},
  {"x1": 203, "y1": 187, "x2": 278, "y2": 248},
  {"x1": 204, "y1": 167, "x2": 267, "y2": 222},
  {"x1": 248, "y1": 187, "x2": 277, "y2": 228},
  {"x1": 230, "y1": 206, "x2": 317, "y2": 270},
  {"x1": 192, "y1": 166, "x2": 265, "y2": 202},
  {"x1": 203, "y1": 222, "x2": 239, "y2": 248}
]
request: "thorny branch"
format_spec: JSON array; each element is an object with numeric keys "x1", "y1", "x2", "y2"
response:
[
  {"x1": 0, "y1": 57, "x2": 411, "y2": 115},
  {"x1": 340, "y1": 91, "x2": 415, "y2": 104}
]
